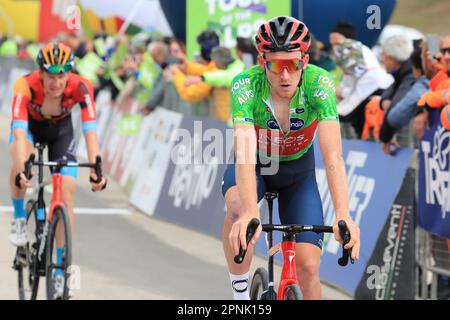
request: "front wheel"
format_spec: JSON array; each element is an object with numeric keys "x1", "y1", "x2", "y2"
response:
[
  {"x1": 46, "y1": 206, "x2": 72, "y2": 300},
  {"x1": 283, "y1": 284, "x2": 302, "y2": 300},
  {"x1": 16, "y1": 200, "x2": 40, "y2": 300},
  {"x1": 250, "y1": 267, "x2": 269, "y2": 300}
]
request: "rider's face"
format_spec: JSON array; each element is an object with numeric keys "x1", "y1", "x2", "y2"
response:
[
  {"x1": 41, "y1": 71, "x2": 68, "y2": 98},
  {"x1": 259, "y1": 51, "x2": 308, "y2": 99}
]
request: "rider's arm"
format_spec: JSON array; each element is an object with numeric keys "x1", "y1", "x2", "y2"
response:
[
  {"x1": 11, "y1": 77, "x2": 31, "y2": 173},
  {"x1": 317, "y1": 121, "x2": 349, "y2": 220},
  {"x1": 76, "y1": 78, "x2": 100, "y2": 164},
  {"x1": 234, "y1": 123, "x2": 259, "y2": 218},
  {"x1": 312, "y1": 68, "x2": 360, "y2": 260},
  {"x1": 231, "y1": 72, "x2": 259, "y2": 218}
]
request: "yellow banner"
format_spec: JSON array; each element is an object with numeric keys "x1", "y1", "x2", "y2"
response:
[{"x1": 0, "y1": 0, "x2": 40, "y2": 40}]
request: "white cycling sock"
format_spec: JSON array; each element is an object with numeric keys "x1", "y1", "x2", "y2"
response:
[{"x1": 229, "y1": 272, "x2": 250, "y2": 300}]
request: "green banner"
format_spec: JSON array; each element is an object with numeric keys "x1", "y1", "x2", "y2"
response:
[
  {"x1": 187, "y1": 0, "x2": 291, "y2": 59},
  {"x1": 116, "y1": 113, "x2": 143, "y2": 137}
]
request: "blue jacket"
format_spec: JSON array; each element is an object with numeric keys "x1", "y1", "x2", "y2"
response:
[{"x1": 379, "y1": 75, "x2": 429, "y2": 143}]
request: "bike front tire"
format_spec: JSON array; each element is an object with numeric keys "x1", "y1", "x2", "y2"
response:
[
  {"x1": 17, "y1": 200, "x2": 40, "y2": 300},
  {"x1": 46, "y1": 206, "x2": 72, "y2": 300},
  {"x1": 283, "y1": 284, "x2": 302, "y2": 300},
  {"x1": 250, "y1": 267, "x2": 269, "y2": 300}
]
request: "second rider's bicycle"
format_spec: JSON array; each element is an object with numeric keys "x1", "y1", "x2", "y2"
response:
[{"x1": 12, "y1": 142, "x2": 104, "y2": 300}]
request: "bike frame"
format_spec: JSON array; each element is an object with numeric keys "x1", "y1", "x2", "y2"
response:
[
  {"x1": 265, "y1": 192, "x2": 301, "y2": 300},
  {"x1": 277, "y1": 237, "x2": 298, "y2": 300},
  {"x1": 48, "y1": 173, "x2": 65, "y2": 222}
]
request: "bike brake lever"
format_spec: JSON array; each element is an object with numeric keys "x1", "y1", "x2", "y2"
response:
[
  {"x1": 234, "y1": 218, "x2": 260, "y2": 264},
  {"x1": 337, "y1": 220, "x2": 354, "y2": 266}
]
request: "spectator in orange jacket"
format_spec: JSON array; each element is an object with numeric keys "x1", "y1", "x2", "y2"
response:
[{"x1": 417, "y1": 35, "x2": 450, "y2": 129}]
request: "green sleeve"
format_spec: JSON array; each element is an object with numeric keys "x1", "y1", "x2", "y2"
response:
[
  {"x1": 203, "y1": 60, "x2": 245, "y2": 87},
  {"x1": 203, "y1": 69, "x2": 230, "y2": 87},
  {"x1": 231, "y1": 73, "x2": 255, "y2": 125},
  {"x1": 307, "y1": 67, "x2": 339, "y2": 122}
]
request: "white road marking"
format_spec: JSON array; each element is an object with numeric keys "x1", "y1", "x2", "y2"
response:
[{"x1": 0, "y1": 206, "x2": 131, "y2": 215}]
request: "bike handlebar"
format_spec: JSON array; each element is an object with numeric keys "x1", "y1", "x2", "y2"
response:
[
  {"x1": 234, "y1": 218, "x2": 355, "y2": 267},
  {"x1": 233, "y1": 218, "x2": 260, "y2": 264},
  {"x1": 15, "y1": 154, "x2": 105, "y2": 189}
]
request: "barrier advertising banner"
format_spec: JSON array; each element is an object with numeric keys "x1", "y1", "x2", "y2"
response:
[
  {"x1": 101, "y1": 96, "x2": 141, "y2": 182},
  {"x1": 418, "y1": 109, "x2": 450, "y2": 239},
  {"x1": 129, "y1": 108, "x2": 183, "y2": 215},
  {"x1": 355, "y1": 168, "x2": 416, "y2": 300},
  {"x1": 186, "y1": 0, "x2": 290, "y2": 59},
  {"x1": 315, "y1": 140, "x2": 413, "y2": 295},
  {"x1": 153, "y1": 115, "x2": 231, "y2": 236}
]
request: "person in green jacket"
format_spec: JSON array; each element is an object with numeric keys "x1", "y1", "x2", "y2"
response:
[
  {"x1": 0, "y1": 38, "x2": 18, "y2": 57},
  {"x1": 184, "y1": 46, "x2": 245, "y2": 88}
]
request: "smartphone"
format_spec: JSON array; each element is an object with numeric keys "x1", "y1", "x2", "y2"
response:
[{"x1": 426, "y1": 34, "x2": 440, "y2": 60}]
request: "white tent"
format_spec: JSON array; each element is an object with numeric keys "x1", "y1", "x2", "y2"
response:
[{"x1": 79, "y1": 0, "x2": 172, "y2": 35}]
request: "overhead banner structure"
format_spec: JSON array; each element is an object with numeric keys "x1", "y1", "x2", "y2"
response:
[{"x1": 186, "y1": 0, "x2": 290, "y2": 59}]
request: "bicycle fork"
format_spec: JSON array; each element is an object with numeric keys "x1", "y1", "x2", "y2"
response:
[{"x1": 263, "y1": 193, "x2": 278, "y2": 300}]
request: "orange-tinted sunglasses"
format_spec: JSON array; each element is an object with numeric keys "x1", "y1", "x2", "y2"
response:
[{"x1": 263, "y1": 58, "x2": 306, "y2": 74}]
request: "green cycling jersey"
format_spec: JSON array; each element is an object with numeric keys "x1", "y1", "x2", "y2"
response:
[{"x1": 231, "y1": 63, "x2": 339, "y2": 161}]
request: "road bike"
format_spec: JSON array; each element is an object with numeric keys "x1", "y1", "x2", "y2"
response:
[
  {"x1": 234, "y1": 191, "x2": 354, "y2": 300},
  {"x1": 12, "y1": 142, "x2": 104, "y2": 300}
]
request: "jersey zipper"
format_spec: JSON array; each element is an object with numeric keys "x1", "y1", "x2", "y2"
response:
[{"x1": 265, "y1": 96, "x2": 291, "y2": 155}]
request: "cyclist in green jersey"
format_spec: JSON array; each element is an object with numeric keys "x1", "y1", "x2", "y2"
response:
[{"x1": 221, "y1": 16, "x2": 360, "y2": 300}]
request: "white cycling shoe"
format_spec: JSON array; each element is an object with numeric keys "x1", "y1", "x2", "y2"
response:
[
  {"x1": 53, "y1": 273, "x2": 73, "y2": 300},
  {"x1": 9, "y1": 218, "x2": 28, "y2": 247}
]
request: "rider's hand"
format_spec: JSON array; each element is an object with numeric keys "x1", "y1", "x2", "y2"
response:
[
  {"x1": 381, "y1": 140, "x2": 400, "y2": 155},
  {"x1": 229, "y1": 215, "x2": 262, "y2": 255},
  {"x1": 16, "y1": 171, "x2": 33, "y2": 189},
  {"x1": 332, "y1": 216, "x2": 360, "y2": 261},
  {"x1": 90, "y1": 172, "x2": 107, "y2": 192}
]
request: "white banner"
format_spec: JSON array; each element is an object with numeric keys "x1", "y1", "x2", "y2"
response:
[{"x1": 129, "y1": 108, "x2": 183, "y2": 215}]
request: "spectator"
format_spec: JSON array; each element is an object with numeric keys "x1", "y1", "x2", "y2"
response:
[
  {"x1": 377, "y1": 35, "x2": 415, "y2": 151},
  {"x1": 0, "y1": 37, "x2": 18, "y2": 57},
  {"x1": 308, "y1": 33, "x2": 337, "y2": 72},
  {"x1": 329, "y1": 20, "x2": 381, "y2": 83},
  {"x1": 148, "y1": 40, "x2": 169, "y2": 67},
  {"x1": 172, "y1": 46, "x2": 244, "y2": 120},
  {"x1": 143, "y1": 40, "x2": 188, "y2": 113},
  {"x1": 412, "y1": 39, "x2": 445, "y2": 138},
  {"x1": 329, "y1": 20, "x2": 358, "y2": 46},
  {"x1": 333, "y1": 39, "x2": 393, "y2": 138},
  {"x1": 66, "y1": 31, "x2": 88, "y2": 58},
  {"x1": 417, "y1": 35, "x2": 450, "y2": 130},
  {"x1": 379, "y1": 35, "x2": 415, "y2": 110},
  {"x1": 184, "y1": 46, "x2": 245, "y2": 88},
  {"x1": 236, "y1": 36, "x2": 257, "y2": 68},
  {"x1": 184, "y1": 29, "x2": 220, "y2": 76},
  {"x1": 379, "y1": 40, "x2": 429, "y2": 153},
  {"x1": 168, "y1": 37, "x2": 186, "y2": 60}
]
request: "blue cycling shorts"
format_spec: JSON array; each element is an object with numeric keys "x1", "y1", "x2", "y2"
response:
[{"x1": 222, "y1": 147, "x2": 324, "y2": 248}]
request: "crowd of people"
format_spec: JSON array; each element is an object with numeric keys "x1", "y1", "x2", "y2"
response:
[{"x1": 1, "y1": 20, "x2": 450, "y2": 153}]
